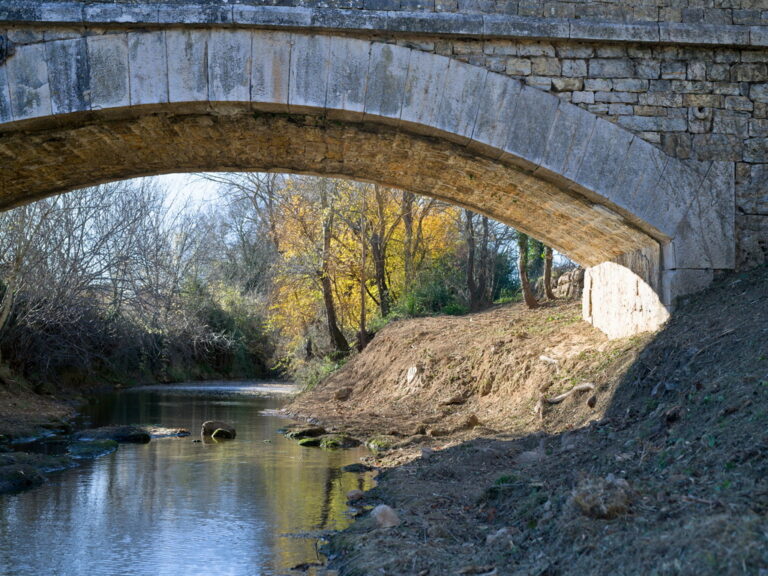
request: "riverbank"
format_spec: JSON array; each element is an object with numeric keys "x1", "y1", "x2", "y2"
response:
[
  {"x1": 0, "y1": 366, "x2": 78, "y2": 442},
  {"x1": 288, "y1": 265, "x2": 768, "y2": 575}
]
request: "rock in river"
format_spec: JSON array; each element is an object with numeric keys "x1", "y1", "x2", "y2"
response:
[
  {"x1": 0, "y1": 463, "x2": 45, "y2": 493},
  {"x1": 74, "y1": 425, "x2": 151, "y2": 444},
  {"x1": 201, "y1": 421, "x2": 236, "y2": 439}
]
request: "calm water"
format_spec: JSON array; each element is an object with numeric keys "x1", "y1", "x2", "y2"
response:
[{"x1": 0, "y1": 381, "x2": 374, "y2": 576}]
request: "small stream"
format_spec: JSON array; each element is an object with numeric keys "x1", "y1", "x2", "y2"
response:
[{"x1": 0, "y1": 381, "x2": 374, "y2": 576}]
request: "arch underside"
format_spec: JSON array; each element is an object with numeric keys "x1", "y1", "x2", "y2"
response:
[{"x1": 0, "y1": 105, "x2": 658, "y2": 268}]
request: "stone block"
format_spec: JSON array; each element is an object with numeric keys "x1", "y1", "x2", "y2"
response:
[
  {"x1": 584, "y1": 78, "x2": 611, "y2": 91},
  {"x1": 670, "y1": 161, "x2": 735, "y2": 269},
  {"x1": 735, "y1": 164, "x2": 768, "y2": 214},
  {"x1": 692, "y1": 134, "x2": 743, "y2": 162},
  {"x1": 582, "y1": 249, "x2": 670, "y2": 340},
  {"x1": 363, "y1": 42, "x2": 410, "y2": 124},
  {"x1": 388, "y1": 12, "x2": 483, "y2": 36},
  {"x1": 517, "y1": 41, "x2": 556, "y2": 57},
  {"x1": 749, "y1": 119, "x2": 768, "y2": 137},
  {"x1": 483, "y1": 15, "x2": 568, "y2": 39},
  {"x1": 233, "y1": 5, "x2": 312, "y2": 27},
  {"x1": 571, "y1": 91, "x2": 594, "y2": 104},
  {"x1": 617, "y1": 116, "x2": 687, "y2": 132},
  {"x1": 537, "y1": 99, "x2": 596, "y2": 187},
  {"x1": 661, "y1": 61, "x2": 686, "y2": 80},
  {"x1": 659, "y1": 23, "x2": 749, "y2": 45},
  {"x1": 84, "y1": 4, "x2": 159, "y2": 24},
  {"x1": 0, "y1": 66, "x2": 12, "y2": 123},
  {"x1": 505, "y1": 57, "x2": 531, "y2": 76},
  {"x1": 661, "y1": 269, "x2": 714, "y2": 307},
  {"x1": 608, "y1": 104, "x2": 633, "y2": 116},
  {"x1": 751, "y1": 26, "x2": 768, "y2": 47},
  {"x1": 751, "y1": 84, "x2": 768, "y2": 104},
  {"x1": 289, "y1": 34, "x2": 331, "y2": 113},
  {"x1": 208, "y1": 30, "x2": 252, "y2": 103},
  {"x1": 502, "y1": 84, "x2": 559, "y2": 170},
  {"x1": 569, "y1": 20, "x2": 659, "y2": 43},
  {"x1": 467, "y1": 71, "x2": 523, "y2": 159},
  {"x1": 573, "y1": 118, "x2": 634, "y2": 203},
  {"x1": 45, "y1": 37, "x2": 89, "y2": 115},
  {"x1": 712, "y1": 110, "x2": 749, "y2": 135},
  {"x1": 400, "y1": 48, "x2": 450, "y2": 132},
  {"x1": 744, "y1": 138, "x2": 768, "y2": 163},
  {"x1": 434, "y1": 58, "x2": 487, "y2": 144},
  {"x1": 531, "y1": 56, "x2": 561, "y2": 76},
  {"x1": 311, "y1": 7, "x2": 388, "y2": 31},
  {"x1": 736, "y1": 214, "x2": 768, "y2": 269},
  {"x1": 525, "y1": 75, "x2": 552, "y2": 90},
  {"x1": 732, "y1": 63, "x2": 767, "y2": 82},
  {"x1": 561, "y1": 59, "x2": 586, "y2": 77},
  {"x1": 158, "y1": 4, "x2": 232, "y2": 25},
  {"x1": 588, "y1": 58, "x2": 634, "y2": 79},
  {"x1": 87, "y1": 33, "x2": 130, "y2": 110},
  {"x1": 5, "y1": 42, "x2": 51, "y2": 120},
  {"x1": 251, "y1": 31, "x2": 291, "y2": 112},
  {"x1": 610, "y1": 137, "x2": 682, "y2": 239},
  {"x1": 39, "y1": 2, "x2": 82, "y2": 23},
  {"x1": 326, "y1": 37, "x2": 371, "y2": 121},
  {"x1": 594, "y1": 91, "x2": 637, "y2": 104},
  {"x1": 166, "y1": 29, "x2": 209, "y2": 104},
  {"x1": 551, "y1": 77, "x2": 582, "y2": 92},
  {"x1": 128, "y1": 32, "x2": 168, "y2": 106},
  {"x1": 612, "y1": 78, "x2": 648, "y2": 92}
]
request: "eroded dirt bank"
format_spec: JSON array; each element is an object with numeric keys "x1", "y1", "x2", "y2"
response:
[{"x1": 288, "y1": 267, "x2": 768, "y2": 575}]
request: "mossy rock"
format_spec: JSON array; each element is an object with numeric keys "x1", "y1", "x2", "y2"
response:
[
  {"x1": 0, "y1": 464, "x2": 45, "y2": 494},
  {"x1": 319, "y1": 435, "x2": 361, "y2": 449},
  {"x1": 69, "y1": 439, "x2": 118, "y2": 460},
  {"x1": 297, "y1": 437, "x2": 323, "y2": 447},
  {"x1": 285, "y1": 426, "x2": 326, "y2": 440},
  {"x1": 365, "y1": 436, "x2": 395, "y2": 452}
]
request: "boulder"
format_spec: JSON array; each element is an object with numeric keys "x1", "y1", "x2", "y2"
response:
[
  {"x1": 371, "y1": 504, "x2": 401, "y2": 528},
  {"x1": 0, "y1": 463, "x2": 45, "y2": 494},
  {"x1": 284, "y1": 425, "x2": 326, "y2": 440},
  {"x1": 553, "y1": 267, "x2": 585, "y2": 299},
  {"x1": 145, "y1": 426, "x2": 191, "y2": 438},
  {"x1": 74, "y1": 425, "x2": 151, "y2": 444},
  {"x1": 201, "y1": 421, "x2": 236, "y2": 439},
  {"x1": 69, "y1": 439, "x2": 118, "y2": 459}
]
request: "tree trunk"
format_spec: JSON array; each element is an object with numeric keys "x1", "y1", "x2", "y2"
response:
[
  {"x1": 401, "y1": 192, "x2": 415, "y2": 293},
  {"x1": 517, "y1": 233, "x2": 539, "y2": 309},
  {"x1": 371, "y1": 185, "x2": 390, "y2": 318},
  {"x1": 477, "y1": 216, "x2": 491, "y2": 308},
  {"x1": 358, "y1": 192, "x2": 368, "y2": 350},
  {"x1": 464, "y1": 210, "x2": 480, "y2": 311},
  {"x1": 320, "y1": 184, "x2": 350, "y2": 353},
  {"x1": 544, "y1": 246, "x2": 556, "y2": 300}
]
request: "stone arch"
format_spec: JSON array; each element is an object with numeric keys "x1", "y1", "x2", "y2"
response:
[{"x1": 0, "y1": 29, "x2": 733, "y2": 337}]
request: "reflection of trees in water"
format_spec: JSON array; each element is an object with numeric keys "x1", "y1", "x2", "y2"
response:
[
  {"x1": 317, "y1": 466, "x2": 342, "y2": 529},
  {"x1": 80, "y1": 387, "x2": 377, "y2": 572}
]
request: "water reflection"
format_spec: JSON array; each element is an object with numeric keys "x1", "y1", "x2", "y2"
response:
[{"x1": 0, "y1": 382, "x2": 374, "y2": 576}]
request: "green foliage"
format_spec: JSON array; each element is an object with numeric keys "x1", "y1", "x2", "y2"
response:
[{"x1": 294, "y1": 355, "x2": 346, "y2": 391}]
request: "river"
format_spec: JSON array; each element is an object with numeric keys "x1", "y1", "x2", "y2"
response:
[{"x1": 0, "y1": 381, "x2": 374, "y2": 576}]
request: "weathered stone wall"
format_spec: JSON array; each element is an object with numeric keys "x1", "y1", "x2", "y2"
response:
[{"x1": 18, "y1": 0, "x2": 768, "y2": 26}]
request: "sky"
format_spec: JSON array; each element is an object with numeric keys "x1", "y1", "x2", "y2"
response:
[{"x1": 150, "y1": 172, "x2": 224, "y2": 211}]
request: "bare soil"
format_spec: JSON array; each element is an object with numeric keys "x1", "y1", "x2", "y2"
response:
[
  {"x1": 0, "y1": 366, "x2": 77, "y2": 440},
  {"x1": 288, "y1": 266, "x2": 768, "y2": 576}
]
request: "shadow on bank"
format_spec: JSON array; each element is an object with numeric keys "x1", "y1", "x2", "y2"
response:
[{"x1": 326, "y1": 265, "x2": 768, "y2": 576}]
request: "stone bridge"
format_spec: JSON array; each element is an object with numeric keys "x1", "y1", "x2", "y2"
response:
[{"x1": 0, "y1": 1, "x2": 765, "y2": 338}]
